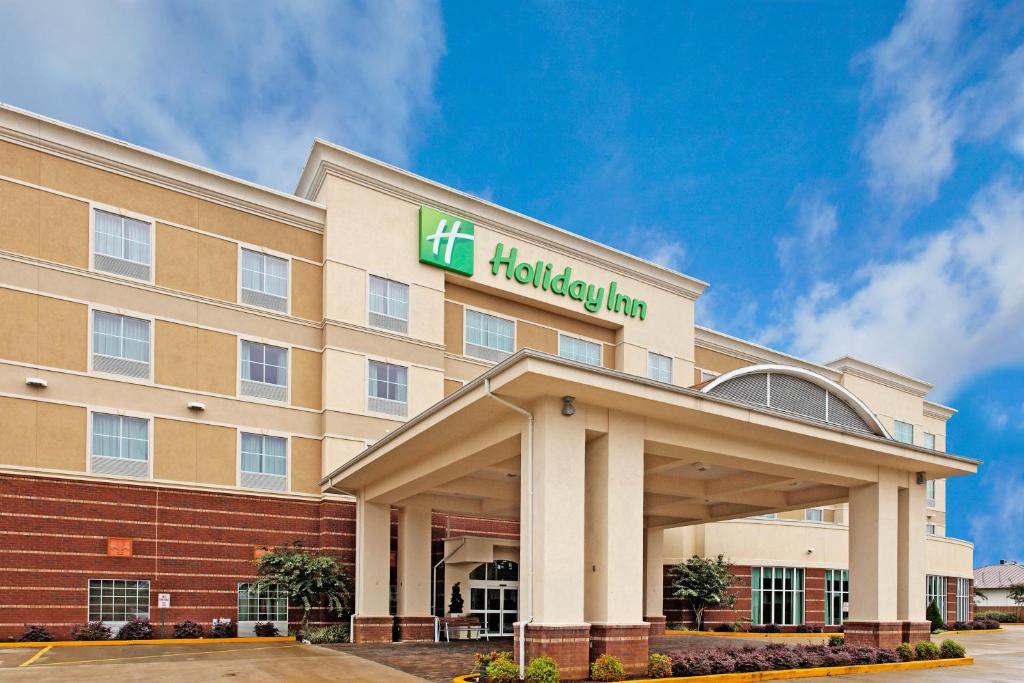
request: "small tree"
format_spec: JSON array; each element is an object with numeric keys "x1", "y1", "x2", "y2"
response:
[
  {"x1": 256, "y1": 541, "x2": 352, "y2": 633},
  {"x1": 671, "y1": 555, "x2": 736, "y2": 631},
  {"x1": 927, "y1": 599, "x2": 946, "y2": 632},
  {"x1": 1008, "y1": 583, "x2": 1024, "y2": 610}
]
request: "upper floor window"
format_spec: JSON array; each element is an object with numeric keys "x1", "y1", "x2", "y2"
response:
[
  {"x1": 368, "y1": 276, "x2": 409, "y2": 334},
  {"x1": 92, "y1": 311, "x2": 151, "y2": 379},
  {"x1": 88, "y1": 579, "x2": 150, "y2": 625},
  {"x1": 240, "y1": 340, "x2": 288, "y2": 402},
  {"x1": 240, "y1": 248, "x2": 288, "y2": 313},
  {"x1": 368, "y1": 360, "x2": 408, "y2": 417},
  {"x1": 648, "y1": 352, "x2": 672, "y2": 383},
  {"x1": 805, "y1": 508, "x2": 823, "y2": 523},
  {"x1": 756, "y1": 512, "x2": 778, "y2": 520},
  {"x1": 893, "y1": 420, "x2": 914, "y2": 444},
  {"x1": 240, "y1": 433, "x2": 287, "y2": 491},
  {"x1": 465, "y1": 309, "x2": 515, "y2": 362},
  {"x1": 91, "y1": 412, "x2": 149, "y2": 479},
  {"x1": 700, "y1": 369, "x2": 720, "y2": 383},
  {"x1": 93, "y1": 209, "x2": 152, "y2": 281},
  {"x1": 923, "y1": 432, "x2": 936, "y2": 450},
  {"x1": 559, "y1": 334, "x2": 602, "y2": 367},
  {"x1": 926, "y1": 479, "x2": 936, "y2": 507},
  {"x1": 926, "y1": 523, "x2": 937, "y2": 536}
]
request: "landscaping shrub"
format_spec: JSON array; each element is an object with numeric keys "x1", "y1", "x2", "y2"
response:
[
  {"x1": 975, "y1": 618, "x2": 1000, "y2": 630},
  {"x1": 71, "y1": 621, "x2": 111, "y2": 641},
  {"x1": 714, "y1": 622, "x2": 738, "y2": 632},
  {"x1": 254, "y1": 622, "x2": 279, "y2": 637},
  {"x1": 761, "y1": 643, "x2": 800, "y2": 670},
  {"x1": 525, "y1": 656, "x2": 559, "y2": 683},
  {"x1": 647, "y1": 653, "x2": 672, "y2": 678},
  {"x1": 731, "y1": 648, "x2": 772, "y2": 672},
  {"x1": 18, "y1": 624, "x2": 54, "y2": 642},
  {"x1": 173, "y1": 620, "x2": 204, "y2": 639},
  {"x1": 303, "y1": 624, "x2": 349, "y2": 643},
  {"x1": 486, "y1": 657, "x2": 520, "y2": 683},
  {"x1": 914, "y1": 640, "x2": 940, "y2": 660},
  {"x1": 940, "y1": 639, "x2": 966, "y2": 659},
  {"x1": 666, "y1": 622, "x2": 687, "y2": 631},
  {"x1": 210, "y1": 620, "x2": 237, "y2": 638},
  {"x1": 670, "y1": 649, "x2": 736, "y2": 676},
  {"x1": 474, "y1": 649, "x2": 513, "y2": 673},
  {"x1": 590, "y1": 653, "x2": 625, "y2": 681},
  {"x1": 827, "y1": 635, "x2": 845, "y2": 647},
  {"x1": 665, "y1": 643, "x2": 905, "y2": 675},
  {"x1": 116, "y1": 618, "x2": 153, "y2": 640},
  {"x1": 926, "y1": 600, "x2": 946, "y2": 632},
  {"x1": 796, "y1": 623, "x2": 823, "y2": 633},
  {"x1": 952, "y1": 621, "x2": 971, "y2": 631},
  {"x1": 763, "y1": 623, "x2": 782, "y2": 633},
  {"x1": 976, "y1": 610, "x2": 1016, "y2": 623},
  {"x1": 895, "y1": 643, "x2": 915, "y2": 662}
]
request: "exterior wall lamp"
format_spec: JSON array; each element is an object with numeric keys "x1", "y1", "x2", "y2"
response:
[{"x1": 561, "y1": 395, "x2": 576, "y2": 416}]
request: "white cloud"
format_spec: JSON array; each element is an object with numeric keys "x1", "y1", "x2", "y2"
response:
[
  {"x1": 969, "y1": 462, "x2": 1024, "y2": 565},
  {"x1": 786, "y1": 176, "x2": 1024, "y2": 400},
  {"x1": 777, "y1": 188, "x2": 839, "y2": 275},
  {"x1": 0, "y1": 0, "x2": 444, "y2": 191}
]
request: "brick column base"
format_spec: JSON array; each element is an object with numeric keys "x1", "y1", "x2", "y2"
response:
[
  {"x1": 396, "y1": 616, "x2": 435, "y2": 641},
  {"x1": 844, "y1": 621, "x2": 904, "y2": 649},
  {"x1": 352, "y1": 616, "x2": 393, "y2": 643},
  {"x1": 644, "y1": 615, "x2": 667, "y2": 636},
  {"x1": 901, "y1": 621, "x2": 932, "y2": 644},
  {"x1": 589, "y1": 623, "x2": 650, "y2": 676},
  {"x1": 515, "y1": 624, "x2": 591, "y2": 681}
]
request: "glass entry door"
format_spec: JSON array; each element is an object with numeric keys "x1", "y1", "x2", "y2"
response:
[{"x1": 468, "y1": 560, "x2": 519, "y2": 636}]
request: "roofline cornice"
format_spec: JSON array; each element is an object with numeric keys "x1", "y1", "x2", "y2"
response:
[
  {"x1": 694, "y1": 326, "x2": 842, "y2": 381},
  {"x1": 826, "y1": 356, "x2": 934, "y2": 398}
]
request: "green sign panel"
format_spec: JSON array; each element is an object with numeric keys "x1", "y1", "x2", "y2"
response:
[{"x1": 419, "y1": 206, "x2": 475, "y2": 276}]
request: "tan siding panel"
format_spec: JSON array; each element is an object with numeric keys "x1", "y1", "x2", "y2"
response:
[
  {"x1": 694, "y1": 346, "x2": 755, "y2": 375},
  {"x1": 291, "y1": 260, "x2": 323, "y2": 322},
  {"x1": 0, "y1": 396, "x2": 36, "y2": 467},
  {"x1": 37, "y1": 296, "x2": 87, "y2": 371},
  {"x1": 443, "y1": 378, "x2": 463, "y2": 397},
  {"x1": 0, "y1": 287, "x2": 38, "y2": 364},
  {"x1": 197, "y1": 233, "x2": 237, "y2": 302},
  {"x1": 291, "y1": 348, "x2": 322, "y2": 410},
  {"x1": 290, "y1": 436, "x2": 322, "y2": 494},
  {"x1": 515, "y1": 320, "x2": 557, "y2": 354},
  {"x1": 0, "y1": 180, "x2": 41, "y2": 258},
  {"x1": 603, "y1": 343, "x2": 616, "y2": 369},
  {"x1": 197, "y1": 200, "x2": 321, "y2": 262},
  {"x1": 39, "y1": 191, "x2": 89, "y2": 268},
  {"x1": 444, "y1": 301, "x2": 464, "y2": 354},
  {"x1": 153, "y1": 418, "x2": 197, "y2": 482},
  {"x1": 196, "y1": 328, "x2": 237, "y2": 396},
  {"x1": 154, "y1": 223, "x2": 198, "y2": 294},
  {"x1": 0, "y1": 140, "x2": 41, "y2": 184},
  {"x1": 195, "y1": 423, "x2": 236, "y2": 486},
  {"x1": 35, "y1": 402, "x2": 86, "y2": 471},
  {"x1": 154, "y1": 320, "x2": 198, "y2": 390}
]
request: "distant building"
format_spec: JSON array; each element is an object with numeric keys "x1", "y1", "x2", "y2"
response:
[{"x1": 975, "y1": 561, "x2": 1024, "y2": 617}]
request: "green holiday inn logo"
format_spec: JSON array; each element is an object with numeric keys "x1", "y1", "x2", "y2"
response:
[{"x1": 419, "y1": 206, "x2": 475, "y2": 276}]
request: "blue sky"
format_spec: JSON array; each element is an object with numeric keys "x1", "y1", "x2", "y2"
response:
[{"x1": 0, "y1": 0, "x2": 1021, "y2": 565}]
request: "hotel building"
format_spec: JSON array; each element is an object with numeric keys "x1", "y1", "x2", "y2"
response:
[{"x1": 0, "y1": 105, "x2": 975, "y2": 675}]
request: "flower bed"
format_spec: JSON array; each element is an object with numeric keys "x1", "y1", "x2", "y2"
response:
[{"x1": 948, "y1": 618, "x2": 1001, "y2": 632}]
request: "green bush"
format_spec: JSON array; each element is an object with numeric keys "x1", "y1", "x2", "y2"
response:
[
  {"x1": 895, "y1": 642, "x2": 915, "y2": 661},
  {"x1": 487, "y1": 657, "x2": 520, "y2": 683},
  {"x1": 18, "y1": 625, "x2": 54, "y2": 642},
  {"x1": 303, "y1": 624, "x2": 349, "y2": 643},
  {"x1": 526, "y1": 656, "x2": 560, "y2": 683},
  {"x1": 939, "y1": 639, "x2": 966, "y2": 659},
  {"x1": 976, "y1": 611, "x2": 1016, "y2": 623},
  {"x1": 914, "y1": 640, "x2": 940, "y2": 660},
  {"x1": 827, "y1": 635, "x2": 845, "y2": 647},
  {"x1": 474, "y1": 649, "x2": 513, "y2": 672},
  {"x1": 210, "y1": 620, "x2": 237, "y2": 638},
  {"x1": 71, "y1": 621, "x2": 111, "y2": 641},
  {"x1": 926, "y1": 600, "x2": 946, "y2": 632},
  {"x1": 648, "y1": 652, "x2": 672, "y2": 678},
  {"x1": 590, "y1": 653, "x2": 625, "y2": 681},
  {"x1": 172, "y1": 620, "x2": 204, "y2": 638}
]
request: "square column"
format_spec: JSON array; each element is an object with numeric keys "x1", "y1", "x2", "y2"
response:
[
  {"x1": 585, "y1": 411, "x2": 649, "y2": 676},
  {"x1": 643, "y1": 527, "x2": 666, "y2": 636},
  {"x1": 898, "y1": 478, "x2": 931, "y2": 643},
  {"x1": 396, "y1": 504, "x2": 434, "y2": 641},
  {"x1": 353, "y1": 496, "x2": 393, "y2": 643},
  {"x1": 846, "y1": 470, "x2": 901, "y2": 648},
  {"x1": 515, "y1": 396, "x2": 589, "y2": 680}
]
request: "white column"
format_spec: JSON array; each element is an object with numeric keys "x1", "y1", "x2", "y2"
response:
[
  {"x1": 848, "y1": 469, "x2": 899, "y2": 622},
  {"x1": 897, "y1": 480, "x2": 927, "y2": 621},
  {"x1": 355, "y1": 496, "x2": 392, "y2": 617},
  {"x1": 584, "y1": 410, "x2": 645, "y2": 624},
  {"x1": 397, "y1": 504, "x2": 433, "y2": 616},
  {"x1": 644, "y1": 527, "x2": 665, "y2": 619}
]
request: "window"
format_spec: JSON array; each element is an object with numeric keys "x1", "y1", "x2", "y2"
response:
[
  {"x1": 93, "y1": 209, "x2": 152, "y2": 280},
  {"x1": 923, "y1": 432, "x2": 936, "y2": 450},
  {"x1": 240, "y1": 433, "x2": 287, "y2": 491},
  {"x1": 559, "y1": 334, "x2": 602, "y2": 366},
  {"x1": 699, "y1": 369, "x2": 719, "y2": 383},
  {"x1": 368, "y1": 360, "x2": 408, "y2": 416},
  {"x1": 648, "y1": 352, "x2": 672, "y2": 383},
  {"x1": 240, "y1": 248, "x2": 288, "y2": 312},
  {"x1": 238, "y1": 582, "x2": 287, "y2": 623},
  {"x1": 805, "y1": 508, "x2": 823, "y2": 523},
  {"x1": 89, "y1": 579, "x2": 150, "y2": 624},
  {"x1": 926, "y1": 575, "x2": 947, "y2": 616},
  {"x1": 824, "y1": 569, "x2": 849, "y2": 626},
  {"x1": 368, "y1": 276, "x2": 409, "y2": 334},
  {"x1": 465, "y1": 309, "x2": 515, "y2": 361},
  {"x1": 926, "y1": 479, "x2": 936, "y2": 507},
  {"x1": 240, "y1": 341, "x2": 288, "y2": 402},
  {"x1": 92, "y1": 311, "x2": 151, "y2": 378},
  {"x1": 893, "y1": 420, "x2": 914, "y2": 444},
  {"x1": 755, "y1": 513, "x2": 778, "y2": 520},
  {"x1": 91, "y1": 413, "x2": 149, "y2": 478},
  {"x1": 751, "y1": 567, "x2": 804, "y2": 625},
  {"x1": 926, "y1": 523, "x2": 936, "y2": 536},
  {"x1": 956, "y1": 578, "x2": 971, "y2": 622}
]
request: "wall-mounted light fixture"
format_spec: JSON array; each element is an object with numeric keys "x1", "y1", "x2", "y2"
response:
[
  {"x1": 916, "y1": 471, "x2": 926, "y2": 485},
  {"x1": 25, "y1": 377, "x2": 47, "y2": 388},
  {"x1": 187, "y1": 401, "x2": 206, "y2": 411},
  {"x1": 561, "y1": 395, "x2": 576, "y2": 417}
]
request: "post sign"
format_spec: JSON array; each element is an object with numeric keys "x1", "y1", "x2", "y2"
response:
[{"x1": 158, "y1": 593, "x2": 171, "y2": 608}]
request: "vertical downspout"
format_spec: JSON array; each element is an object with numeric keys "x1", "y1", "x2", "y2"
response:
[{"x1": 484, "y1": 378, "x2": 533, "y2": 680}]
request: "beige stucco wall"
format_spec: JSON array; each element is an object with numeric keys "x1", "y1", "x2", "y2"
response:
[
  {"x1": 0, "y1": 179, "x2": 89, "y2": 269},
  {"x1": 0, "y1": 288, "x2": 88, "y2": 372},
  {"x1": 0, "y1": 396, "x2": 86, "y2": 471}
]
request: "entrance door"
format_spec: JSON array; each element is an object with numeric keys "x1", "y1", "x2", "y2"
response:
[{"x1": 468, "y1": 560, "x2": 519, "y2": 636}]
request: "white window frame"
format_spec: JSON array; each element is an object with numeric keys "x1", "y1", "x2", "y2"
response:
[
  {"x1": 648, "y1": 352, "x2": 673, "y2": 383},
  {"x1": 926, "y1": 523, "x2": 936, "y2": 536},
  {"x1": 238, "y1": 244, "x2": 291, "y2": 314},
  {"x1": 367, "y1": 274, "x2": 410, "y2": 335},
  {"x1": 751, "y1": 566, "x2": 805, "y2": 625},
  {"x1": 463, "y1": 307, "x2": 516, "y2": 362},
  {"x1": 366, "y1": 358, "x2": 409, "y2": 417},
  {"x1": 925, "y1": 479, "x2": 936, "y2": 507},
  {"x1": 237, "y1": 582, "x2": 288, "y2": 636},
  {"x1": 558, "y1": 333, "x2": 603, "y2": 367},
  {"x1": 923, "y1": 432, "x2": 936, "y2": 450},
  {"x1": 955, "y1": 577, "x2": 971, "y2": 622},
  {"x1": 805, "y1": 508, "x2": 823, "y2": 522},
  {"x1": 893, "y1": 420, "x2": 914, "y2": 444},
  {"x1": 926, "y1": 574, "x2": 947, "y2": 615},
  {"x1": 88, "y1": 306, "x2": 154, "y2": 382},
  {"x1": 824, "y1": 569, "x2": 849, "y2": 626},
  {"x1": 237, "y1": 431, "x2": 290, "y2": 493},
  {"x1": 238, "y1": 338, "x2": 290, "y2": 404},
  {"x1": 88, "y1": 578, "x2": 151, "y2": 628},
  {"x1": 87, "y1": 410, "x2": 153, "y2": 480},
  {"x1": 89, "y1": 203, "x2": 155, "y2": 284},
  {"x1": 699, "y1": 369, "x2": 720, "y2": 383}
]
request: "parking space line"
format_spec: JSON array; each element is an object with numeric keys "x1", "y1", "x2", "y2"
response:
[
  {"x1": 32, "y1": 643, "x2": 301, "y2": 668},
  {"x1": 18, "y1": 646, "x2": 52, "y2": 667}
]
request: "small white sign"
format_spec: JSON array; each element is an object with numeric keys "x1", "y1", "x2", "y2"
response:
[
  {"x1": 842, "y1": 601, "x2": 849, "y2": 612},
  {"x1": 158, "y1": 593, "x2": 171, "y2": 608}
]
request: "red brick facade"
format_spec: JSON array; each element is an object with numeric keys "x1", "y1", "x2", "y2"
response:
[
  {"x1": 515, "y1": 624, "x2": 591, "y2": 681},
  {"x1": 588, "y1": 623, "x2": 650, "y2": 676}
]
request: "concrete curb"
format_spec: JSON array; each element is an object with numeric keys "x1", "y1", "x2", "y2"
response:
[
  {"x1": 452, "y1": 657, "x2": 973, "y2": 682},
  {"x1": 940, "y1": 628, "x2": 1003, "y2": 635},
  {"x1": 1, "y1": 635, "x2": 295, "y2": 648}
]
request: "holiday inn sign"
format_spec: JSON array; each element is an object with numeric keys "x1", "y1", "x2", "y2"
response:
[{"x1": 419, "y1": 206, "x2": 648, "y2": 320}]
